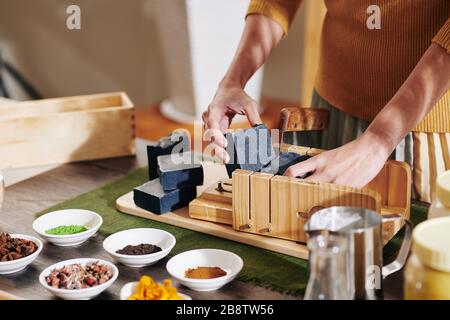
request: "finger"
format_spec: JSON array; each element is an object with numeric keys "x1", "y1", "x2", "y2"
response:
[
  {"x1": 284, "y1": 159, "x2": 317, "y2": 178},
  {"x1": 304, "y1": 172, "x2": 326, "y2": 183},
  {"x1": 202, "y1": 111, "x2": 209, "y2": 129},
  {"x1": 204, "y1": 115, "x2": 228, "y2": 148},
  {"x1": 204, "y1": 128, "x2": 228, "y2": 149},
  {"x1": 213, "y1": 145, "x2": 230, "y2": 163},
  {"x1": 305, "y1": 170, "x2": 337, "y2": 184},
  {"x1": 243, "y1": 102, "x2": 262, "y2": 126}
]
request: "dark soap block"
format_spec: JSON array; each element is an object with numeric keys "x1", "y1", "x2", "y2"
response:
[
  {"x1": 261, "y1": 152, "x2": 311, "y2": 176},
  {"x1": 281, "y1": 131, "x2": 322, "y2": 149},
  {"x1": 157, "y1": 151, "x2": 204, "y2": 191},
  {"x1": 133, "y1": 179, "x2": 197, "y2": 214},
  {"x1": 225, "y1": 124, "x2": 276, "y2": 177},
  {"x1": 147, "y1": 131, "x2": 190, "y2": 180}
]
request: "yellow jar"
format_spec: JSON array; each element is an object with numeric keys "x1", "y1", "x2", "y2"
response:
[
  {"x1": 428, "y1": 171, "x2": 450, "y2": 219},
  {"x1": 404, "y1": 217, "x2": 450, "y2": 300}
]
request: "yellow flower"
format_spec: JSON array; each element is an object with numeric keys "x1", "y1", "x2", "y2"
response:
[{"x1": 128, "y1": 275, "x2": 182, "y2": 300}]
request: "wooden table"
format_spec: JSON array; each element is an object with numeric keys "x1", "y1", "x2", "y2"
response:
[
  {"x1": 0, "y1": 150, "x2": 404, "y2": 300},
  {"x1": 0, "y1": 154, "x2": 299, "y2": 300}
]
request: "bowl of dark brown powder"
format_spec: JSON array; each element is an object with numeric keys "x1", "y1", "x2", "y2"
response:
[{"x1": 102, "y1": 228, "x2": 176, "y2": 267}]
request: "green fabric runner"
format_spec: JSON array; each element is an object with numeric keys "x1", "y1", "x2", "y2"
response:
[{"x1": 39, "y1": 167, "x2": 428, "y2": 296}]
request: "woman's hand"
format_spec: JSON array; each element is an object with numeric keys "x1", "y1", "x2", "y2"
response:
[
  {"x1": 284, "y1": 132, "x2": 391, "y2": 188},
  {"x1": 202, "y1": 84, "x2": 262, "y2": 162},
  {"x1": 201, "y1": 15, "x2": 284, "y2": 162}
]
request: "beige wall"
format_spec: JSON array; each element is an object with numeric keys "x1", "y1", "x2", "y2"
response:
[{"x1": 0, "y1": 0, "x2": 304, "y2": 107}]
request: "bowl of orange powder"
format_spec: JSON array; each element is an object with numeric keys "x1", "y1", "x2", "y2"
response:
[{"x1": 166, "y1": 249, "x2": 243, "y2": 292}]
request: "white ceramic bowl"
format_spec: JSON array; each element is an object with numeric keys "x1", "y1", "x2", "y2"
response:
[
  {"x1": 39, "y1": 258, "x2": 118, "y2": 300},
  {"x1": 33, "y1": 209, "x2": 103, "y2": 247},
  {"x1": 0, "y1": 234, "x2": 43, "y2": 275},
  {"x1": 103, "y1": 228, "x2": 176, "y2": 267},
  {"x1": 166, "y1": 249, "x2": 243, "y2": 292},
  {"x1": 119, "y1": 281, "x2": 191, "y2": 300}
]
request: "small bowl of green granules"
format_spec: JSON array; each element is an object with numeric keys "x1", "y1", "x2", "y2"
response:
[
  {"x1": 33, "y1": 209, "x2": 103, "y2": 247},
  {"x1": 46, "y1": 225, "x2": 89, "y2": 235}
]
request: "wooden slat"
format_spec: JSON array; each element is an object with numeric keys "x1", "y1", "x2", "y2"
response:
[
  {"x1": 0, "y1": 92, "x2": 127, "y2": 120},
  {"x1": 269, "y1": 175, "x2": 381, "y2": 243},
  {"x1": 250, "y1": 172, "x2": 273, "y2": 234},
  {"x1": 188, "y1": 178, "x2": 233, "y2": 224},
  {"x1": 367, "y1": 163, "x2": 389, "y2": 206},
  {"x1": 189, "y1": 198, "x2": 233, "y2": 225},
  {"x1": 386, "y1": 161, "x2": 411, "y2": 220},
  {"x1": 232, "y1": 169, "x2": 253, "y2": 231},
  {"x1": 279, "y1": 143, "x2": 323, "y2": 156},
  {"x1": 270, "y1": 175, "x2": 301, "y2": 241}
]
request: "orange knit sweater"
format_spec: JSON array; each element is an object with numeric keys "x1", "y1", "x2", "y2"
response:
[{"x1": 247, "y1": 0, "x2": 450, "y2": 132}]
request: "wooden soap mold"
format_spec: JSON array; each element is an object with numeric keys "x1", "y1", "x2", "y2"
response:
[
  {"x1": 232, "y1": 158, "x2": 411, "y2": 243},
  {"x1": 0, "y1": 92, "x2": 135, "y2": 169},
  {"x1": 116, "y1": 105, "x2": 411, "y2": 258},
  {"x1": 116, "y1": 162, "x2": 310, "y2": 260},
  {"x1": 188, "y1": 143, "x2": 411, "y2": 244},
  {"x1": 116, "y1": 157, "x2": 411, "y2": 260}
]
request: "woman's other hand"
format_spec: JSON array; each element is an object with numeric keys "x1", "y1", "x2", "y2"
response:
[
  {"x1": 202, "y1": 15, "x2": 284, "y2": 162},
  {"x1": 202, "y1": 84, "x2": 262, "y2": 163},
  {"x1": 284, "y1": 132, "x2": 391, "y2": 188}
]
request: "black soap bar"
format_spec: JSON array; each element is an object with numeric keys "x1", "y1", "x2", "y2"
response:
[
  {"x1": 157, "y1": 151, "x2": 204, "y2": 191},
  {"x1": 133, "y1": 179, "x2": 197, "y2": 214},
  {"x1": 147, "y1": 131, "x2": 190, "y2": 180},
  {"x1": 261, "y1": 152, "x2": 311, "y2": 176},
  {"x1": 225, "y1": 124, "x2": 276, "y2": 177}
]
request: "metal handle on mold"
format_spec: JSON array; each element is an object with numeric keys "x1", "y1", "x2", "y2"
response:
[{"x1": 381, "y1": 214, "x2": 413, "y2": 279}]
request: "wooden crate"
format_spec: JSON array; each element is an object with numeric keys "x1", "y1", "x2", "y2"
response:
[{"x1": 0, "y1": 92, "x2": 135, "y2": 169}]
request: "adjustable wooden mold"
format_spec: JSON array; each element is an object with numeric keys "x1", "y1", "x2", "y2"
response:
[{"x1": 232, "y1": 159, "x2": 411, "y2": 243}]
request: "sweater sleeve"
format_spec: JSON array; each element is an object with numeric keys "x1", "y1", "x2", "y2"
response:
[
  {"x1": 246, "y1": 0, "x2": 303, "y2": 36},
  {"x1": 432, "y1": 18, "x2": 450, "y2": 54}
]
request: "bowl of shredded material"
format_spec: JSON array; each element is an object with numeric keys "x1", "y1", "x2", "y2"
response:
[
  {"x1": 120, "y1": 276, "x2": 191, "y2": 300},
  {"x1": 39, "y1": 258, "x2": 118, "y2": 300},
  {"x1": 33, "y1": 209, "x2": 102, "y2": 247},
  {"x1": 0, "y1": 233, "x2": 43, "y2": 274}
]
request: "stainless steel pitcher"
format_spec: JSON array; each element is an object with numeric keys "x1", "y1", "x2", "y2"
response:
[{"x1": 304, "y1": 206, "x2": 413, "y2": 300}]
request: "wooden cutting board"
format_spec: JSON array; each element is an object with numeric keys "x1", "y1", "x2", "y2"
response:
[
  {"x1": 116, "y1": 192, "x2": 309, "y2": 259},
  {"x1": 0, "y1": 290, "x2": 23, "y2": 300},
  {"x1": 116, "y1": 161, "x2": 309, "y2": 260}
]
